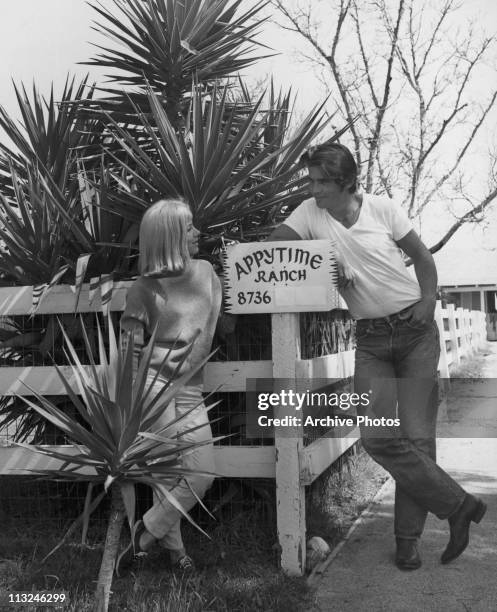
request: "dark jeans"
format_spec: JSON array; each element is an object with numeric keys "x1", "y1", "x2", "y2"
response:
[{"x1": 354, "y1": 309, "x2": 466, "y2": 540}]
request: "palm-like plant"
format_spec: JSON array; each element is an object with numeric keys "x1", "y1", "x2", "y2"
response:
[
  {"x1": 0, "y1": 75, "x2": 100, "y2": 195},
  {"x1": 0, "y1": 158, "x2": 136, "y2": 290},
  {"x1": 77, "y1": 0, "x2": 350, "y2": 254},
  {"x1": 82, "y1": 0, "x2": 269, "y2": 128},
  {"x1": 96, "y1": 83, "x2": 334, "y2": 248},
  {"x1": 0, "y1": 155, "x2": 136, "y2": 437},
  {"x1": 0, "y1": 162, "x2": 94, "y2": 287},
  {"x1": 76, "y1": 159, "x2": 138, "y2": 280},
  {"x1": 16, "y1": 317, "x2": 220, "y2": 612},
  {"x1": 0, "y1": 74, "x2": 135, "y2": 291}
]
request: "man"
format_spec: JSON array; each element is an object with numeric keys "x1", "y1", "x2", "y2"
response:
[{"x1": 268, "y1": 142, "x2": 486, "y2": 570}]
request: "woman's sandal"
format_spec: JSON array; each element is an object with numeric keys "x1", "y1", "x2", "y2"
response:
[{"x1": 171, "y1": 554, "x2": 195, "y2": 573}]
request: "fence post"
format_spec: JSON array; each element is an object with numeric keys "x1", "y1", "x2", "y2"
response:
[
  {"x1": 471, "y1": 311, "x2": 478, "y2": 353},
  {"x1": 463, "y1": 308, "x2": 472, "y2": 356},
  {"x1": 480, "y1": 311, "x2": 488, "y2": 346},
  {"x1": 464, "y1": 310, "x2": 469, "y2": 353},
  {"x1": 478, "y1": 311, "x2": 485, "y2": 348},
  {"x1": 468, "y1": 310, "x2": 475, "y2": 353},
  {"x1": 446, "y1": 304, "x2": 460, "y2": 368},
  {"x1": 456, "y1": 307, "x2": 466, "y2": 358},
  {"x1": 272, "y1": 312, "x2": 306, "y2": 576},
  {"x1": 435, "y1": 301, "x2": 450, "y2": 380},
  {"x1": 470, "y1": 310, "x2": 478, "y2": 350}
]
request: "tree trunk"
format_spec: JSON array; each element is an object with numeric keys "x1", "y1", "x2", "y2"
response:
[{"x1": 94, "y1": 485, "x2": 125, "y2": 612}]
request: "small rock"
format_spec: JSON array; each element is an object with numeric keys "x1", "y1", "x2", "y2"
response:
[{"x1": 306, "y1": 536, "x2": 330, "y2": 572}]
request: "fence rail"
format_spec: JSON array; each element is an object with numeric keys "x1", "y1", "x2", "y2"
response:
[{"x1": 0, "y1": 283, "x2": 487, "y2": 575}]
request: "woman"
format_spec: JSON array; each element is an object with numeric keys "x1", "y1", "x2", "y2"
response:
[{"x1": 120, "y1": 198, "x2": 222, "y2": 571}]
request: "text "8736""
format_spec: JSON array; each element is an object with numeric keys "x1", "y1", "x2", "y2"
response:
[{"x1": 237, "y1": 291, "x2": 271, "y2": 305}]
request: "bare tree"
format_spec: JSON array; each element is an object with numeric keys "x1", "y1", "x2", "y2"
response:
[{"x1": 271, "y1": 0, "x2": 497, "y2": 253}]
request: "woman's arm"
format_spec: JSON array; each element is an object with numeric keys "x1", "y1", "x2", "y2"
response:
[
  {"x1": 120, "y1": 280, "x2": 148, "y2": 375},
  {"x1": 120, "y1": 323, "x2": 145, "y2": 374},
  {"x1": 184, "y1": 268, "x2": 222, "y2": 371}
]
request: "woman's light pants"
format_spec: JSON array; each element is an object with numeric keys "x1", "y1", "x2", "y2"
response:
[{"x1": 142, "y1": 382, "x2": 215, "y2": 551}]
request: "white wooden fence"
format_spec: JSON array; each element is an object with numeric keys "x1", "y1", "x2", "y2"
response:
[
  {"x1": 0, "y1": 286, "x2": 486, "y2": 575},
  {"x1": 435, "y1": 302, "x2": 487, "y2": 378}
]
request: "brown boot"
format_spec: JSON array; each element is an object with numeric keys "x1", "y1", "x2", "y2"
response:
[
  {"x1": 395, "y1": 537, "x2": 421, "y2": 570},
  {"x1": 441, "y1": 494, "x2": 486, "y2": 564}
]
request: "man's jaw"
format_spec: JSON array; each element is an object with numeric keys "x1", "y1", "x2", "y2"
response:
[{"x1": 315, "y1": 196, "x2": 330, "y2": 208}]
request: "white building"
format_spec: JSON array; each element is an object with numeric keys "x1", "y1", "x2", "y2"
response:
[{"x1": 434, "y1": 246, "x2": 497, "y2": 341}]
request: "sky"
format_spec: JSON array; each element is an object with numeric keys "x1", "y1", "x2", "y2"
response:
[{"x1": 0, "y1": 0, "x2": 496, "y2": 280}]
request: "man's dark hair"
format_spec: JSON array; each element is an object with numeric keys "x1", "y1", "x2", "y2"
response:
[{"x1": 299, "y1": 142, "x2": 358, "y2": 194}]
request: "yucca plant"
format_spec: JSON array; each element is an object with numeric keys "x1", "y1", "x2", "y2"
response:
[
  {"x1": 0, "y1": 154, "x2": 134, "y2": 432},
  {"x1": 16, "y1": 317, "x2": 221, "y2": 612},
  {"x1": 0, "y1": 161, "x2": 94, "y2": 287},
  {"x1": 77, "y1": 0, "x2": 336, "y2": 247},
  {"x1": 0, "y1": 313, "x2": 101, "y2": 445},
  {"x1": 77, "y1": 0, "x2": 348, "y2": 252},
  {"x1": 95, "y1": 83, "x2": 332, "y2": 246},
  {"x1": 0, "y1": 76, "x2": 133, "y2": 290},
  {"x1": 0, "y1": 75, "x2": 100, "y2": 195},
  {"x1": 0, "y1": 156, "x2": 134, "y2": 321},
  {"x1": 81, "y1": 0, "x2": 269, "y2": 128},
  {"x1": 76, "y1": 158, "x2": 138, "y2": 280}
]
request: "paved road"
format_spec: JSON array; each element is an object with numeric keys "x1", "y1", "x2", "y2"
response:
[{"x1": 315, "y1": 343, "x2": 497, "y2": 612}]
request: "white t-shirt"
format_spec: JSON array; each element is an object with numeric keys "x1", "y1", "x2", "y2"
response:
[{"x1": 284, "y1": 194, "x2": 421, "y2": 319}]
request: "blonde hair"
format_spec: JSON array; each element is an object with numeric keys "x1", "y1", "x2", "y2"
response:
[{"x1": 139, "y1": 198, "x2": 193, "y2": 276}]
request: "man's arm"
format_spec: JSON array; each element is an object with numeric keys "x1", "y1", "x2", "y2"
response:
[
  {"x1": 266, "y1": 223, "x2": 355, "y2": 288},
  {"x1": 396, "y1": 229, "x2": 437, "y2": 324},
  {"x1": 266, "y1": 224, "x2": 302, "y2": 241}
]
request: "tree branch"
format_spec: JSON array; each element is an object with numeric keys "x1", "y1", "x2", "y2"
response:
[
  {"x1": 428, "y1": 186, "x2": 497, "y2": 255},
  {"x1": 419, "y1": 38, "x2": 492, "y2": 168},
  {"x1": 418, "y1": 91, "x2": 497, "y2": 214},
  {"x1": 415, "y1": 0, "x2": 454, "y2": 80},
  {"x1": 271, "y1": 0, "x2": 362, "y2": 165},
  {"x1": 351, "y1": 2, "x2": 378, "y2": 108},
  {"x1": 365, "y1": 0, "x2": 405, "y2": 191}
]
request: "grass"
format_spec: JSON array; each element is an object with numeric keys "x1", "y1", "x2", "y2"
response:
[
  {"x1": 306, "y1": 446, "x2": 388, "y2": 550},
  {"x1": 448, "y1": 346, "x2": 492, "y2": 379},
  {"x1": 0, "y1": 447, "x2": 388, "y2": 611},
  {"x1": 0, "y1": 510, "x2": 308, "y2": 612}
]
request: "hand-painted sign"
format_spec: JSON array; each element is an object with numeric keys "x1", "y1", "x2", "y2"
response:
[{"x1": 222, "y1": 240, "x2": 340, "y2": 313}]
